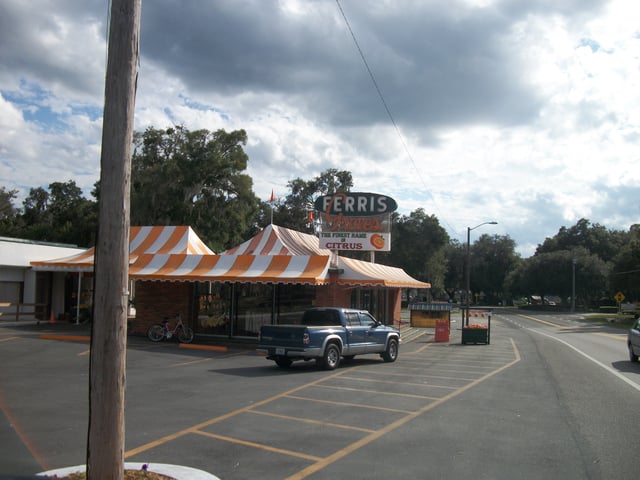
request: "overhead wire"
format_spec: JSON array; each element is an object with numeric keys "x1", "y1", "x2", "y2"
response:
[{"x1": 334, "y1": 0, "x2": 457, "y2": 235}]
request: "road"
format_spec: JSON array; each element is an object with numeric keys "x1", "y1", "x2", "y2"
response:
[{"x1": 0, "y1": 310, "x2": 638, "y2": 479}]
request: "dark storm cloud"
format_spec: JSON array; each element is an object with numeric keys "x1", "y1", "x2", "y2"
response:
[
  {"x1": 0, "y1": 1, "x2": 106, "y2": 98},
  {"x1": 138, "y1": 0, "x2": 604, "y2": 133}
]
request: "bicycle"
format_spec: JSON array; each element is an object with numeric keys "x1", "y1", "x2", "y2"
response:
[{"x1": 147, "y1": 313, "x2": 194, "y2": 343}]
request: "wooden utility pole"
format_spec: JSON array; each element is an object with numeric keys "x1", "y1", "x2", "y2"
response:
[{"x1": 87, "y1": 1, "x2": 141, "y2": 479}]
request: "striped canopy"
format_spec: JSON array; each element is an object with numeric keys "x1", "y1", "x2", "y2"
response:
[
  {"x1": 223, "y1": 224, "x2": 329, "y2": 256},
  {"x1": 130, "y1": 253, "x2": 331, "y2": 285},
  {"x1": 31, "y1": 224, "x2": 430, "y2": 288},
  {"x1": 337, "y1": 256, "x2": 431, "y2": 288},
  {"x1": 30, "y1": 226, "x2": 213, "y2": 272}
]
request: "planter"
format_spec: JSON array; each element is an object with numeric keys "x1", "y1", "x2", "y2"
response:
[
  {"x1": 461, "y1": 327, "x2": 489, "y2": 345},
  {"x1": 38, "y1": 462, "x2": 220, "y2": 480}
]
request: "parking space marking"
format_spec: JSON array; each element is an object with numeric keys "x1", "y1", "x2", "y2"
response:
[
  {"x1": 286, "y1": 338, "x2": 521, "y2": 480},
  {"x1": 337, "y1": 375, "x2": 459, "y2": 391},
  {"x1": 357, "y1": 369, "x2": 477, "y2": 383},
  {"x1": 124, "y1": 368, "x2": 349, "y2": 458},
  {"x1": 316, "y1": 383, "x2": 442, "y2": 401},
  {"x1": 126, "y1": 337, "x2": 521, "y2": 479},
  {"x1": 194, "y1": 429, "x2": 323, "y2": 462},
  {"x1": 249, "y1": 410, "x2": 377, "y2": 434},
  {"x1": 284, "y1": 394, "x2": 415, "y2": 414}
]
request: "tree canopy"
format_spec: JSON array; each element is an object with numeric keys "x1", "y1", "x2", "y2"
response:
[
  {"x1": 1, "y1": 125, "x2": 638, "y2": 306},
  {"x1": 269, "y1": 168, "x2": 353, "y2": 232},
  {"x1": 130, "y1": 126, "x2": 260, "y2": 251}
]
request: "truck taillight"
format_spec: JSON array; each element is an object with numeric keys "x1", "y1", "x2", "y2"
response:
[{"x1": 303, "y1": 333, "x2": 310, "y2": 345}]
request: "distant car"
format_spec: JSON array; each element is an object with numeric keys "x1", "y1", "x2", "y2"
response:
[{"x1": 628, "y1": 314, "x2": 640, "y2": 362}]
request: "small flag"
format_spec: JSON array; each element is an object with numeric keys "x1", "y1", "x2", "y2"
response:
[{"x1": 269, "y1": 189, "x2": 275, "y2": 203}]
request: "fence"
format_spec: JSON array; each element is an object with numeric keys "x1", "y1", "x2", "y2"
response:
[{"x1": 0, "y1": 302, "x2": 48, "y2": 322}]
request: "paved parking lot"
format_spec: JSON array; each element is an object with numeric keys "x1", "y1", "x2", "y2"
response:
[{"x1": 0, "y1": 319, "x2": 527, "y2": 479}]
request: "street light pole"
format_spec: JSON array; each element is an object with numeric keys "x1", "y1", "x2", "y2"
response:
[
  {"x1": 571, "y1": 258, "x2": 576, "y2": 313},
  {"x1": 465, "y1": 221, "x2": 498, "y2": 326}
]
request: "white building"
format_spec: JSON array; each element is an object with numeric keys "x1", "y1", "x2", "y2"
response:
[{"x1": 0, "y1": 237, "x2": 86, "y2": 321}]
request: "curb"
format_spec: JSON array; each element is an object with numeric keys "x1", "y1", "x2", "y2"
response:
[
  {"x1": 179, "y1": 343, "x2": 228, "y2": 352},
  {"x1": 39, "y1": 334, "x2": 90, "y2": 342},
  {"x1": 38, "y1": 462, "x2": 220, "y2": 479}
]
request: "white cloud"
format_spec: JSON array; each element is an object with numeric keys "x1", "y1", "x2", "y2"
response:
[{"x1": 1, "y1": 0, "x2": 639, "y2": 258}]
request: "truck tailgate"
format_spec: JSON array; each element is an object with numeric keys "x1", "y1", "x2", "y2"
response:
[{"x1": 259, "y1": 325, "x2": 308, "y2": 347}]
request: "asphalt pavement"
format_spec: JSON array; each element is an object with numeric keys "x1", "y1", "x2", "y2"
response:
[{"x1": 1, "y1": 312, "x2": 638, "y2": 479}]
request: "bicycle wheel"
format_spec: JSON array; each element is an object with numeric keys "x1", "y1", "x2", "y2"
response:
[
  {"x1": 147, "y1": 324, "x2": 165, "y2": 342},
  {"x1": 178, "y1": 326, "x2": 194, "y2": 343}
]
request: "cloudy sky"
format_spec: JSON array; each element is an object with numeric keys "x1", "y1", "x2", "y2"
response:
[{"x1": 1, "y1": 0, "x2": 639, "y2": 256}]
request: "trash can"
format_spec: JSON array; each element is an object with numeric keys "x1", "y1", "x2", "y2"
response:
[{"x1": 435, "y1": 319, "x2": 450, "y2": 342}]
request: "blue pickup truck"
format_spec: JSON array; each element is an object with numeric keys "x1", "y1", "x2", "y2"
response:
[{"x1": 257, "y1": 307, "x2": 400, "y2": 370}]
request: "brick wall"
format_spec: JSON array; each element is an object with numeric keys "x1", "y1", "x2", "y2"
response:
[
  {"x1": 314, "y1": 283, "x2": 352, "y2": 307},
  {"x1": 131, "y1": 281, "x2": 192, "y2": 335}
]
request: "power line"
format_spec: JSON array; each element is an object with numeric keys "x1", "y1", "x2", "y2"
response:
[{"x1": 334, "y1": 0, "x2": 456, "y2": 234}]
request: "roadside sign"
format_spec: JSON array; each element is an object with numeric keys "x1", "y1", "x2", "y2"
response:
[{"x1": 614, "y1": 291, "x2": 625, "y2": 303}]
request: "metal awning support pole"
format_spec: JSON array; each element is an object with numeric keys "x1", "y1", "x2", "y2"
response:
[{"x1": 76, "y1": 271, "x2": 82, "y2": 325}]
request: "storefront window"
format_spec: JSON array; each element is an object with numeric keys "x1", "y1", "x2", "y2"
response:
[
  {"x1": 276, "y1": 284, "x2": 315, "y2": 324},
  {"x1": 195, "y1": 282, "x2": 231, "y2": 336},
  {"x1": 234, "y1": 283, "x2": 273, "y2": 337},
  {"x1": 351, "y1": 288, "x2": 382, "y2": 319}
]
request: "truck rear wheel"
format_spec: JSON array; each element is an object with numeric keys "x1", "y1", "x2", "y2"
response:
[
  {"x1": 382, "y1": 338, "x2": 398, "y2": 362},
  {"x1": 318, "y1": 343, "x2": 341, "y2": 370},
  {"x1": 275, "y1": 356, "x2": 293, "y2": 368}
]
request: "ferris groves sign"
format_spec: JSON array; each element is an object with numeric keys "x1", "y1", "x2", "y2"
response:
[
  {"x1": 314, "y1": 192, "x2": 397, "y2": 216},
  {"x1": 315, "y1": 192, "x2": 397, "y2": 251}
]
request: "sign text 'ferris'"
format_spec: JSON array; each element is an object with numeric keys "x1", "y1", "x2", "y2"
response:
[{"x1": 314, "y1": 193, "x2": 397, "y2": 216}]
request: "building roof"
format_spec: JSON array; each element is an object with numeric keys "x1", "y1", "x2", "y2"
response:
[
  {"x1": 0, "y1": 237, "x2": 85, "y2": 268},
  {"x1": 223, "y1": 224, "x2": 329, "y2": 256},
  {"x1": 30, "y1": 226, "x2": 213, "y2": 271},
  {"x1": 30, "y1": 224, "x2": 431, "y2": 289},
  {"x1": 336, "y1": 256, "x2": 431, "y2": 288}
]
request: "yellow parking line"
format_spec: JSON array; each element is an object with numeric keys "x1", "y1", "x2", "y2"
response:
[
  {"x1": 337, "y1": 375, "x2": 458, "y2": 390},
  {"x1": 316, "y1": 384, "x2": 441, "y2": 401},
  {"x1": 286, "y1": 338, "x2": 521, "y2": 480},
  {"x1": 194, "y1": 429, "x2": 323, "y2": 462},
  {"x1": 124, "y1": 368, "x2": 349, "y2": 458},
  {"x1": 285, "y1": 394, "x2": 414, "y2": 414},
  {"x1": 126, "y1": 338, "x2": 522, "y2": 478},
  {"x1": 249, "y1": 410, "x2": 377, "y2": 433}
]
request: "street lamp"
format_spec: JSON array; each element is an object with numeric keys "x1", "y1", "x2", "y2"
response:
[
  {"x1": 465, "y1": 221, "x2": 498, "y2": 326},
  {"x1": 571, "y1": 258, "x2": 576, "y2": 313}
]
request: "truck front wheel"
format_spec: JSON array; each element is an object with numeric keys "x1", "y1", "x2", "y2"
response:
[
  {"x1": 318, "y1": 343, "x2": 341, "y2": 370},
  {"x1": 382, "y1": 338, "x2": 399, "y2": 362}
]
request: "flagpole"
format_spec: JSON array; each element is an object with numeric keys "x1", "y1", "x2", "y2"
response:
[{"x1": 269, "y1": 189, "x2": 275, "y2": 225}]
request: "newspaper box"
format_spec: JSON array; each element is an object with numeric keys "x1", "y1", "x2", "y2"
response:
[{"x1": 435, "y1": 319, "x2": 450, "y2": 342}]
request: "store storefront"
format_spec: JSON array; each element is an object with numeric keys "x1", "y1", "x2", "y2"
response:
[{"x1": 32, "y1": 224, "x2": 430, "y2": 340}]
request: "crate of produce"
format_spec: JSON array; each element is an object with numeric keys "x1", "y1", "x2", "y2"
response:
[{"x1": 461, "y1": 325, "x2": 489, "y2": 344}]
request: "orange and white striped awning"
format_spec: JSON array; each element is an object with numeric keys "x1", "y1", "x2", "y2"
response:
[
  {"x1": 30, "y1": 226, "x2": 213, "y2": 271},
  {"x1": 223, "y1": 224, "x2": 329, "y2": 256},
  {"x1": 335, "y1": 256, "x2": 431, "y2": 289},
  {"x1": 129, "y1": 253, "x2": 331, "y2": 285},
  {"x1": 30, "y1": 223, "x2": 429, "y2": 288}
]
